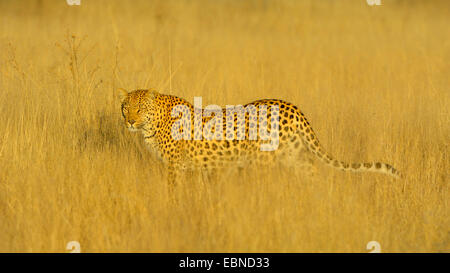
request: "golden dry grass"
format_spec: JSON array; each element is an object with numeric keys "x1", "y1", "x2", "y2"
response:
[{"x1": 0, "y1": 0, "x2": 448, "y2": 252}]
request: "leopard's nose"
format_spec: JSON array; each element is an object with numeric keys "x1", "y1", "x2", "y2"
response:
[{"x1": 128, "y1": 119, "x2": 136, "y2": 125}]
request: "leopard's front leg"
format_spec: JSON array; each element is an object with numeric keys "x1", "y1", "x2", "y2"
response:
[{"x1": 162, "y1": 141, "x2": 187, "y2": 190}]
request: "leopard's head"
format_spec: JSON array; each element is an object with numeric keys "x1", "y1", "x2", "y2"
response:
[{"x1": 119, "y1": 88, "x2": 157, "y2": 132}]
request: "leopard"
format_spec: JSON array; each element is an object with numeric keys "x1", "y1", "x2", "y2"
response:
[{"x1": 119, "y1": 88, "x2": 401, "y2": 184}]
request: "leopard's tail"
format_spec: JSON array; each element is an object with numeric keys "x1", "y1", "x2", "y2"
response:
[{"x1": 295, "y1": 115, "x2": 401, "y2": 179}]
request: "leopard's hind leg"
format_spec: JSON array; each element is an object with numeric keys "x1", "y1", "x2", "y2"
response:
[{"x1": 284, "y1": 134, "x2": 317, "y2": 179}]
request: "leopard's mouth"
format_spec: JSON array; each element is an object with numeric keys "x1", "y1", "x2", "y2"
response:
[
  {"x1": 127, "y1": 126, "x2": 140, "y2": 132},
  {"x1": 127, "y1": 122, "x2": 145, "y2": 132}
]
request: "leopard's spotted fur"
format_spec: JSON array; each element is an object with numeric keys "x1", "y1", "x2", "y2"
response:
[{"x1": 120, "y1": 88, "x2": 400, "y2": 184}]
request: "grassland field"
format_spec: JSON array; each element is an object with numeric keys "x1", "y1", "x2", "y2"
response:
[{"x1": 0, "y1": 0, "x2": 448, "y2": 252}]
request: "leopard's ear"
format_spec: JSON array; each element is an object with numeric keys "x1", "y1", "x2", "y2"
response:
[
  {"x1": 147, "y1": 89, "x2": 158, "y2": 98},
  {"x1": 118, "y1": 88, "x2": 129, "y2": 101}
]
